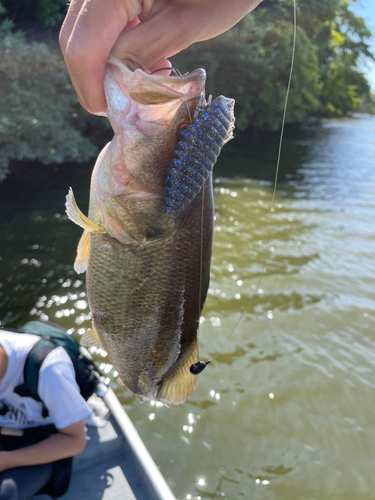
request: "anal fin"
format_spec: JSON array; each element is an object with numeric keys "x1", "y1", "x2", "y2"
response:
[
  {"x1": 74, "y1": 229, "x2": 90, "y2": 274},
  {"x1": 157, "y1": 339, "x2": 199, "y2": 405}
]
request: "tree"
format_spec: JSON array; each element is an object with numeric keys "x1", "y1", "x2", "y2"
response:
[
  {"x1": 0, "y1": 0, "x2": 373, "y2": 181},
  {"x1": 1, "y1": 0, "x2": 67, "y2": 28},
  {"x1": 0, "y1": 14, "x2": 97, "y2": 181},
  {"x1": 172, "y1": 0, "x2": 374, "y2": 128},
  {"x1": 318, "y1": 0, "x2": 374, "y2": 115},
  {"x1": 172, "y1": 5, "x2": 321, "y2": 131}
]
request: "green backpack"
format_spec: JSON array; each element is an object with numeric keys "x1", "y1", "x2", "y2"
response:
[{"x1": 11, "y1": 321, "x2": 100, "y2": 418}]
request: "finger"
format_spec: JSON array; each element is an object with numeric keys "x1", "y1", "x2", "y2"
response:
[
  {"x1": 110, "y1": 5, "x2": 198, "y2": 72},
  {"x1": 61, "y1": 0, "x2": 144, "y2": 114},
  {"x1": 111, "y1": 0, "x2": 262, "y2": 72},
  {"x1": 59, "y1": 0, "x2": 85, "y2": 54}
]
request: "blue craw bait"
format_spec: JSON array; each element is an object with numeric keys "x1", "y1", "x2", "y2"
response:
[{"x1": 163, "y1": 95, "x2": 235, "y2": 218}]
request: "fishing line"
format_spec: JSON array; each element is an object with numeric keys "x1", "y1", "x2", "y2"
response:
[
  {"x1": 212, "y1": 0, "x2": 297, "y2": 360},
  {"x1": 198, "y1": 152, "x2": 205, "y2": 328},
  {"x1": 197, "y1": 94, "x2": 213, "y2": 344}
]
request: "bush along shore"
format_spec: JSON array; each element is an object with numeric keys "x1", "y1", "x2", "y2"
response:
[{"x1": 0, "y1": 0, "x2": 374, "y2": 181}]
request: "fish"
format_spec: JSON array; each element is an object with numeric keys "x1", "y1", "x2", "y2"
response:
[{"x1": 66, "y1": 57, "x2": 235, "y2": 406}]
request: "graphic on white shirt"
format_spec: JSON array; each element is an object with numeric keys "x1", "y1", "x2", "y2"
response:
[{"x1": 0, "y1": 398, "x2": 32, "y2": 426}]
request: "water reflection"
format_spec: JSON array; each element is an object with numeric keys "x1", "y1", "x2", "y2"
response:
[{"x1": 0, "y1": 116, "x2": 375, "y2": 499}]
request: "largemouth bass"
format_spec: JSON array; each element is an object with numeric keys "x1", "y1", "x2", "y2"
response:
[{"x1": 66, "y1": 58, "x2": 235, "y2": 406}]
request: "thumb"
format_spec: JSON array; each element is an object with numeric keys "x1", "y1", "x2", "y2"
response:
[{"x1": 109, "y1": 5, "x2": 202, "y2": 72}]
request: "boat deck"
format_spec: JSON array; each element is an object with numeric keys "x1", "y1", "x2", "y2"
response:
[{"x1": 36, "y1": 390, "x2": 176, "y2": 500}]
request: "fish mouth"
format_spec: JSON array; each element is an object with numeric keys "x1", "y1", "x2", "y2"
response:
[
  {"x1": 107, "y1": 56, "x2": 206, "y2": 105},
  {"x1": 105, "y1": 58, "x2": 206, "y2": 136},
  {"x1": 128, "y1": 67, "x2": 206, "y2": 106}
]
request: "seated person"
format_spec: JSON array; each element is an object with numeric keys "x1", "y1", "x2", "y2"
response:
[{"x1": 0, "y1": 329, "x2": 91, "y2": 500}]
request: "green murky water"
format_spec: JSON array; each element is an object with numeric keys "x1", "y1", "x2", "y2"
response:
[{"x1": 1, "y1": 115, "x2": 375, "y2": 500}]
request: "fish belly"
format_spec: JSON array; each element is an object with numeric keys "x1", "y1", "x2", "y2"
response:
[{"x1": 86, "y1": 180, "x2": 213, "y2": 401}]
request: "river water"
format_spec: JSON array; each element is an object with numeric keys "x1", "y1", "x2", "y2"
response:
[{"x1": 0, "y1": 115, "x2": 375, "y2": 500}]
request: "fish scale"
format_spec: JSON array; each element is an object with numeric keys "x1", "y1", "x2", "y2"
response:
[{"x1": 86, "y1": 190, "x2": 212, "y2": 400}]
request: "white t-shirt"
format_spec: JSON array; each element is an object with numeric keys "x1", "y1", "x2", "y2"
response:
[{"x1": 0, "y1": 331, "x2": 91, "y2": 430}]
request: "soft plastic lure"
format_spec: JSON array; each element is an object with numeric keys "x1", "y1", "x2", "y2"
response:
[{"x1": 163, "y1": 96, "x2": 235, "y2": 218}]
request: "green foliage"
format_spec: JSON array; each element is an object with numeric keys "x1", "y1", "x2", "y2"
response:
[
  {"x1": 321, "y1": 56, "x2": 370, "y2": 115},
  {"x1": 1, "y1": 0, "x2": 67, "y2": 27},
  {"x1": 359, "y1": 93, "x2": 375, "y2": 114},
  {"x1": 36, "y1": 0, "x2": 67, "y2": 27},
  {"x1": 0, "y1": 19, "x2": 97, "y2": 181},
  {"x1": 318, "y1": 0, "x2": 374, "y2": 116},
  {"x1": 173, "y1": 0, "x2": 374, "y2": 129},
  {"x1": 0, "y1": 0, "x2": 373, "y2": 181},
  {"x1": 173, "y1": 10, "x2": 321, "y2": 131}
]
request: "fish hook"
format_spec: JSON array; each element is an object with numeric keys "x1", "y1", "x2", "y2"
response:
[
  {"x1": 190, "y1": 360, "x2": 211, "y2": 375},
  {"x1": 151, "y1": 67, "x2": 180, "y2": 76}
]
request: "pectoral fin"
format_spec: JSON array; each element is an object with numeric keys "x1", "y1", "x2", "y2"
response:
[
  {"x1": 157, "y1": 339, "x2": 199, "y2": 406},
  {"x1": 74, "y1": 229, "x2": 90, "y2": 274},
  {"x1": 81, "y1": 325, "x2": 103, "y2": 348},
  {"x1": 66, "y1": 188, "x2": 105, "y2": 234}
]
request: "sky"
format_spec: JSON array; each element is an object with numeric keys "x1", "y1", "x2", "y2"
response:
[{"x1": 351, "y1": 0, "x2": 375, "y2": 91}]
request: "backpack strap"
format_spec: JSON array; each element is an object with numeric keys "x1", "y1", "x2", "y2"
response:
[{"x1": 14, "y1": 336, "x2": 58, "y2": 418}]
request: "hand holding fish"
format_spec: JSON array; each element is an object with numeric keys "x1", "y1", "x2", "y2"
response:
[{"x1": 59, "y1": 0, "x2": 262, "y2": 115}]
